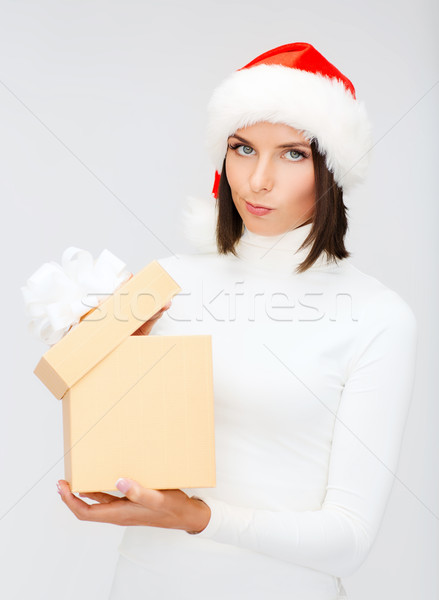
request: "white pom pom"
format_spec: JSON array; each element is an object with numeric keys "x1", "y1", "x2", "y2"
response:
[{"x1": 180, "y1": 195, "x2": 218, "y2": 254}]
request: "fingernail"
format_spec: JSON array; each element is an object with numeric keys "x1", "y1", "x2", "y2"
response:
[
  {"x1": 115, "y1": 478, "x2": 131, "y2": 493},
  {"x1": 56, "y1": 482, "x2": 61, "y2": 493}
]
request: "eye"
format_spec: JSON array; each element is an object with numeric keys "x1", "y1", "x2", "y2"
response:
[
  {"x1": 285, "y1": 149, "x2": 307, "y2": 161},
  {"x1": 228, "y1": 143, "x2": 254, "y2": 156}
]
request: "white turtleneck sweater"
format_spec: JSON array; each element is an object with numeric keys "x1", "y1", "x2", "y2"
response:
[{"x1": 116, "y1": 221, "x2": 418, "y2": 600}]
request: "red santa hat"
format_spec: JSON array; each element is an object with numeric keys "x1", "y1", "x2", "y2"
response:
[{"x1": 206, "y1": 42, "x2": 372, "y2": 199}]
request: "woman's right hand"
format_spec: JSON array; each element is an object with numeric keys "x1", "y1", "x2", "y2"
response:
[{"x1": 132, "y1": 300, "x2": 172, "y2": 336}]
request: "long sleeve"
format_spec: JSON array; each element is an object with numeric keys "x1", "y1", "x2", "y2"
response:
[{"x1": 188, "y1": 290, "x2": 418, "y2": 579}]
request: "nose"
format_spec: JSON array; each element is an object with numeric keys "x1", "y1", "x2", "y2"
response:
[{"x1": 249, "y1": 157, "x2": 274, "y2": 192}]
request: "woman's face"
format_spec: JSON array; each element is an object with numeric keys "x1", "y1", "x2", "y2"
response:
[{"x1": 225, "y1": 121, "x2": 316, "y2": 236}]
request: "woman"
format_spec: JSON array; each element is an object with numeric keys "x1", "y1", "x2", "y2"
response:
[{"x1": 58, "y1": 42, "x2": 418, "y2": 599}]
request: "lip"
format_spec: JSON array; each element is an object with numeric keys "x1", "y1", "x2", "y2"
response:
[{"x1": 245, "y1": 200, "x2": 274, "y2": 216}]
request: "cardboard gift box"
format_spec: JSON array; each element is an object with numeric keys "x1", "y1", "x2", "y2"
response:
[{"x1": 33, "y1": 260, "x2": 216, "y2": 493}]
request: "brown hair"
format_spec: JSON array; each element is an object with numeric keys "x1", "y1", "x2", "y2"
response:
[{"x1": 215, "y1": 139, "x2": 351, "y2": 273}]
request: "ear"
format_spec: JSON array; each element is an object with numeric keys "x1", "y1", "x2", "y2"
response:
[{"x1": 180, "y1": 195, "x2": 218, "y2": 254}]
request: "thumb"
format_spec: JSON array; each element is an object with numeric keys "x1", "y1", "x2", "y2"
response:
[{"x1": 115, "y1": 477, "x2": 161, "y2": 505}]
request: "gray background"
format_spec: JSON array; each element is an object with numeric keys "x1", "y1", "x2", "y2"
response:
[{"x1": 1, "y1": 1, "x2": 437, "y2": 598}]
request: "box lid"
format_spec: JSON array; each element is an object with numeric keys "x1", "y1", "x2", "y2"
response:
[{"x1": 33, "y1": 259, "x2": 181, "y2": 400}]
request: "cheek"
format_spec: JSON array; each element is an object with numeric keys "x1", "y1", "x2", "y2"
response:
[
  {"x1": 225, "y1": 158, "x2": 246, "y2": 200},
  {"x1": 225, "y1": 155, "x2": 239, "y2": 188},
  {"x1": 283, "y1": 165, "x2": 315, "y2": 200}
]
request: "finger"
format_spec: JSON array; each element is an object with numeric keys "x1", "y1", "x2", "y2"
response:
[
  {"x1": 151, "y1": 302, "x2": 172, "y2": 318},
  {"x1": 150, "y1": 301, "x2": 171, "y2": 317},
  {"x1": 132, "y1": 321, "x2": 154, "y2": 336},
  {"x1": 78, "y1": 491, "x2": 120, "y2": 503},
  {"x1": 58, "y1": 480, "x2": 94, "y2": 516},
  {"x1": 115, "y1": 478, "x2": 163, "y2": 510},
  {"x1": 58, "y1": 481, "x2": 127, "y2": 523},
  {"x1": 132, "y1": 303, "x2": 172, "y2": 336}
]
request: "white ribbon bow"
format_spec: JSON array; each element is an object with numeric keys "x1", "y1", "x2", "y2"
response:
[{"x1": 21, "y1": 247, "x2": 132, "y2": 346}]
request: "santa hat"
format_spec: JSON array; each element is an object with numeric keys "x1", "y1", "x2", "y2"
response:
[
  {"x1": 182, "y1": 42, "x2": 373, "y2": 252},
  {"x1": 207, "y1": 41, "x2": 372, "y2": 199}
]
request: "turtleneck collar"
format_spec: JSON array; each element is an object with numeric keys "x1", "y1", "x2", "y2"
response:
[
  {"x1": 235, "y1": 222, "x2": 332, "y2": 275},
  {"x1": 180, "y1": 195, "x2": 340, "y2": 276}
]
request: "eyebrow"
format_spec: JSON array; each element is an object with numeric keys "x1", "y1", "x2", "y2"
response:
[{"x1": 228, "y1": 134, "x2": 311, "y2": 150}]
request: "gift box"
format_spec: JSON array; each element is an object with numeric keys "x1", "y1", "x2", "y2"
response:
[{"x1": 32, "y1": 259, "x2": 216, "y2": 493}]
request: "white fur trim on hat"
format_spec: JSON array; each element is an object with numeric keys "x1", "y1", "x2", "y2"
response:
[
  {"x1": 205, "y1": 64, "x2": 373, "y2": 195},
  {"x1": 180, "y1": 194, "x2": 218, "y2": 253}
]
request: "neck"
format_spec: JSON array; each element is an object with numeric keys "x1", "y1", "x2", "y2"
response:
[{"x1": 235, "y1": 222, "x2": 331, "y2": 275}]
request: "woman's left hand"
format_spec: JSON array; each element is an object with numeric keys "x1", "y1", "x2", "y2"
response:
[{"x1": 56, "y1": 478, "x2": 210, "y2": 533}]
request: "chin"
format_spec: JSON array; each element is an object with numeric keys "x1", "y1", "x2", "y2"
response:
[{"x1": 243, "y1": 219, "x2": 279, "y2": 236}]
